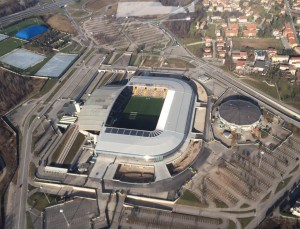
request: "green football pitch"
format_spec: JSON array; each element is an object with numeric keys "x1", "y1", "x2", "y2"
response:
[{"x1": 124, "y1": 96, "x2": 165, "y2": 117}]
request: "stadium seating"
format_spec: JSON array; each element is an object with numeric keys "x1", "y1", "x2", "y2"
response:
[{"x1": 133, "y1": 86, "x2": 167, "y2": 98}]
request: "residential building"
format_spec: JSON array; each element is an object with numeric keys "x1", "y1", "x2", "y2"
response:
[
  {"x1": 267, "y1": 48, "x2": 278, "y2": 58},
  {"x1": 243, "y1": 23, "x2": 257, "y2": 37},
  {"x1": 271, "y1": 55, "x2": 289, "y2": 63},
  {"x1": 218, "y1": 50, "x2": 226, "y2": 58},
  {"x1": 255, "y1": 51, "x2": 266, "y2": 61},
  {"x1": 236, "y1": 60, "x2": 247, "y2": 69},
  {"x1": 253, "y1": 60, "x2": 267, "y2": 72},
  {"x1": 225, "y1": 29, "x2": 238, "y2": 37},
  {"x1": 238, "y1": 16, "x2": 247, "y2": 23},
  {"x1": 216, "y1": 36, "x2": 223, "y2": 42},
  {"x1": 289, "y1": 57, "x2": 300, "y2": 67}
]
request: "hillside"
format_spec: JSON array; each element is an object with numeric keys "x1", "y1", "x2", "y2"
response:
[
  {"x1": 0, "y1": 69, "x2": 46, "y2": 115},
  {"x1": 0, "y1": 0, "x2": 36, "y2": 17},
  {"x1": 0, "y1": 68, "x2": 46, "y2": 226}
]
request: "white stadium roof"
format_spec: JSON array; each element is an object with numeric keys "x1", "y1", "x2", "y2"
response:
[{"x1": 94, "y1": 75, "x2": 195, "y2": 159}]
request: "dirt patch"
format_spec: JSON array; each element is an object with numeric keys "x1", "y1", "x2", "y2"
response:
[
  {"x1": 47, "y1": 14, "x2": 76, "y2": 34},
  {"x1": 86, "y1": 0, "x2": 118, "y2": 11},
  {"x1": 0, "y1": 69, "x2": 47, "y2": 114},
  {"x1": 160, "y1": 0, "x2": 193, "y2": 6}
]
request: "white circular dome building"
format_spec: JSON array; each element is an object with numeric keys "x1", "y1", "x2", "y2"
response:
[{"x1": 218, "y1": 99, "x2": 261, "y2": 131}]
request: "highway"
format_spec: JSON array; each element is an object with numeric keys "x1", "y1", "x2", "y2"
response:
[
  {"x1": 11, "y1": 43, "x2": 94, "y2": 229},
  {"x1": 0, "y1": 0, "x2": 74, "y2": 27}
]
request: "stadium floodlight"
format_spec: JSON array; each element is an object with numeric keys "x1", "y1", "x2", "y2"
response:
[
  {"x1": 144, "y1": 155, "x2": 150, "y2": 161},
  {"x1": 60, "y1": 209, "x2": 70, "y2": 227},
  {"x1": 258, "y1": 151, "x2": 264, "y2": 168},
  {"x1": 186, "y1": 17, "x2": 191, "y2": 21}
]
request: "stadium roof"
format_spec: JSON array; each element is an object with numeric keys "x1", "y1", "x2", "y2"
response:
[
  {"x1": 16, "y1": 25, "x2": 48, "y2": 40},
  {"x1": 219, "y1": 99, "x2": 261, "y2": 126},
  {"x1": 94, "y1": 75, "x2": 195, "y2": 158},
  {"x1": 78, "y1": 86, "x2": 122, "y2": 131}
]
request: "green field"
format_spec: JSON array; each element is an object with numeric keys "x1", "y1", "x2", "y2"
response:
[
  {"x1": 124, "y1": 96, "x2": 164, "y2": 116},
  {"x1": 0, "y1": 37, "x2": 27, "y2": 56},
  {"x1": 108, "y1": 96, "x2": 165, "y2": 131},
  {"x1": 0, "y1": 17, "x2": 44, "y2": 36},
  {"x1": 232, "y1": 38, "x2": 283, "y2": 50}
]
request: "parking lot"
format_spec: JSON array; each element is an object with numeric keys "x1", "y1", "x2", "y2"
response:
[
  {"x1": 120, "y1": 205, "x2": 222, "y2": 229},
  {"x1": 83, "y1": 16, "x2": 171, "y2": 51},
  {"x1": 44, "y1": 197, "x2": 99, "y2": 229}
]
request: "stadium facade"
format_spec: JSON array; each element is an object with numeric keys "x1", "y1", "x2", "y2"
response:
[
  {"x1": 218, "y1": 99, "x2": 261, "y2": 131},
  {"x1": 93, "y1": 75, "x2": 196, "y2": 159}
]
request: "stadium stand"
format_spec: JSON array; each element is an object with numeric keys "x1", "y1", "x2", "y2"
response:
[
  {"x1": 16, "y1": 25, "x2": 48, "y2": 40},
  {"x1": 133, "y1": 86, "x2": 167, "y2": 98}
]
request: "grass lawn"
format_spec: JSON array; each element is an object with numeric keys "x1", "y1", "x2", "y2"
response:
[
  {"x1": 290, "y1": 164, "x2": 299, "y2": 174},
  {"x1": 206, "y1": 24, "x2": 216, "y2": 39},
  {"x1": 27, "y1": 192, "x2": 57, "y2": 211},
  {"x1": 26, "y1": 212, "x2": 34, "y2": 229},
  {"x1": 124, "y1": 96, "x2": 164, "y2": 116},
  {"x1": 129, "y1": 54, "x2": 138, "y2": 66},
  {"x1": 232, "y1": 38, "x2": 283, "y2": 50},
  {"x1": 240, "y1": 203, "x2": 250, "y2": 208},
  {"x1": 275, "y1": 176, "x2": 292, "y2": 193},
  {"x1": 60, "y1": 43, "x2": 82, "y2": 54},
  {"x1": 24, "y1": 55, "x2": 52, "y2": 75},
  {"x1": 186, "y1": 43, "x2": 204, "y2": 58},
  {"x1": 164, "y1": 58, "x2": 195, "y2": 69},
  {"x1": 0, "y1": 18, "x2": 44, "y2": 36},
  {"x1": 179, "y1": 37, "x2": 201, "y2": 45},
  {"x1": 237, "y1": 217, "x2": 254, "y2": 229},
  {"x1": 227, "y1": 220, "x2": 237, "y2": 229},
  {"x1": 241, "y1": 78, "x2": 279, "y2": 100},
  {"x1": 29, "y1": 162, "x2": 36, "y2": 179},
  {"x1": 63, "y1": 132, "x2": 85, "y2": 165},
  {"x1": 0, "y1": 37, "x2": 27, "y2": 56},
  {"x1": 142, "y1": 56, "x2": 161, "y2": 67},
  {"x1": 33, "y1": 79, "x2": 58, "y2": 99},
  {"x1": 176, "y1": 190, "x2": 208, "y2": 208},
  {"x1": 214, "y1": 199, "x2": 228, "y2": 208}
]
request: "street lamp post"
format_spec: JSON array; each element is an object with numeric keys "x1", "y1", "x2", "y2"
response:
[
  {"x1": 40, "y1": 186, "x2": 50, "y2": 204},
  {"x1": 60, "y1": 209, "x2": 70, "y2": 227},
  {"x1": 258, "y1": 151, "x2": 264, "y2": 168}
]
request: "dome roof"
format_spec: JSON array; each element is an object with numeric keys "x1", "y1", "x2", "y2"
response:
[{"x1": 219, "y1": 99, "x2": 261, "y2": 126}]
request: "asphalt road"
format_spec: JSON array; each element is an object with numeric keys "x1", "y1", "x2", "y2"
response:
[
  {"x1": 0, "y1": 0, "x2": 74, "y2": 27},
  {"x1": 11, "y1": 43, "x2": 94, "y2": 229}
]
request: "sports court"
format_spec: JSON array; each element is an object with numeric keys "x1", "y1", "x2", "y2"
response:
[
  {"x1": 0, "y1": 34, "x2": 8, "y2": 42},
  {"x1": 124, "y1": 96, "x2": 164, "y2": 116},
  {"x1": 36, "y1": 53, "x2": 77, "y2": 77},
  {"x1": 0, "y1": 48, "x2": 45, "y2": 69}
]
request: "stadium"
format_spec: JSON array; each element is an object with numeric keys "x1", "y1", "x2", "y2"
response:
[
  {"x1": 94, "y1": 75, "x2": 196, "y2": 160},
  {"x1": 218, "y1": 99, "x2": 261, "y2": 131}
]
